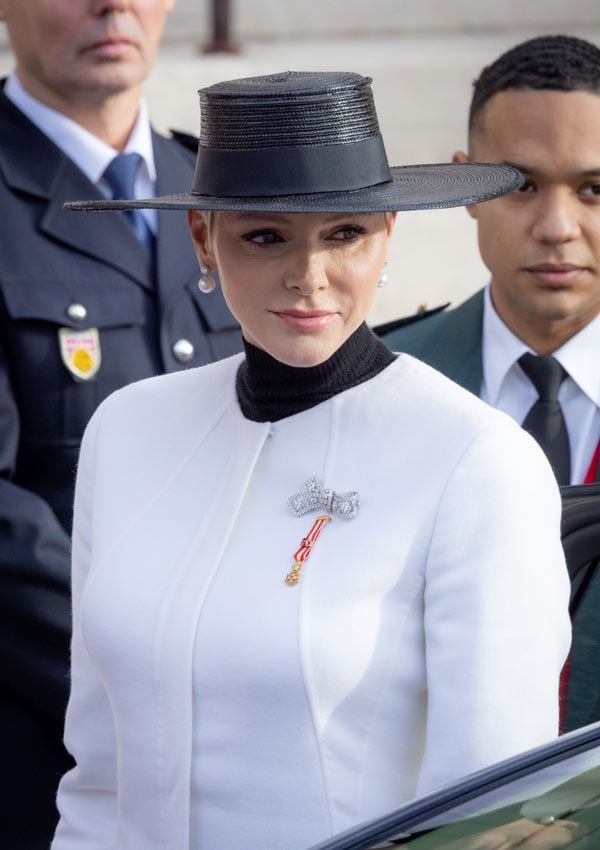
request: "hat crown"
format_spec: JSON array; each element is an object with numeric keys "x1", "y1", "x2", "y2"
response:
[{"x1": 198, "y1": 71, "x2": 381, "y2": 151}]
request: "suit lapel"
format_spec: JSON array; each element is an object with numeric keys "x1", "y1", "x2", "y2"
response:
[
  {"x1": 153, "y1": 132, "x2": 199, "y2": 304},
  {"x1": 427, "y1": 290, "x2": 485, "y2": 394},
  {"x1": 0, "y1": 89, "x2": 153, "y2": 291},
  {"x1": 40, "y1": 159, "x2": 154, "y2": 289}
]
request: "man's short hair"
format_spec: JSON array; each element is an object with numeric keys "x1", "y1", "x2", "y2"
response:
[{"x1": 469, "y1": 34, "x2": 600, "y2": 132}]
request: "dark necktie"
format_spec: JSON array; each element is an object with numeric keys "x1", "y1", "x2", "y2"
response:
[
  {"x1": 518, "y1": 352, "x2": 571, "y2": 485},
  {"x1": 102, "y1": 153, "x2": 154, "y2": 251}
]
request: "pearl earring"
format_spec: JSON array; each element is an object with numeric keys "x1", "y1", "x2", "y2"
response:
[
  {"x1": 198, "y1": 265, "x2": 216, "y2": 294},
  {"x1": 377, "y1": 260, "x2": 388, "y2": 288}
]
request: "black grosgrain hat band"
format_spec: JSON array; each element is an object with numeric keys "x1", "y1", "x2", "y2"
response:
[
  {"x1": 64, "y1": 70, "x2": 524, "y2": 213},
  {"x1": 192, "y1": 135, "x2": 391, "y2": 197}
]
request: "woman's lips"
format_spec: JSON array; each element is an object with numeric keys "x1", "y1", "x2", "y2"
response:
[
  {"x1": 525, "y1": 264, "x2": 587, "y2": 286},
  {"x1": 272, "y1": 311, "x2": 337, "y2": 330}
]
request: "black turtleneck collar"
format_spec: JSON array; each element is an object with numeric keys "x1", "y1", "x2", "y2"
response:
[{"x1": 236, "y1": 322, "x2": 396, "y2": 423}]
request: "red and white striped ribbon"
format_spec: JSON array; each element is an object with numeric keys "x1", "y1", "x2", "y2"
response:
[{"x1": 285, "y1": 515, "x2": 331, "y2": 586}]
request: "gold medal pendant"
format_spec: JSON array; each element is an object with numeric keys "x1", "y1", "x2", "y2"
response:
[
  {"x1": 284, "y1": 563, "x2": 304, "y2": 587},
  {"x1": 285, "y1": 515, "x2": 331, "y2": 586}
]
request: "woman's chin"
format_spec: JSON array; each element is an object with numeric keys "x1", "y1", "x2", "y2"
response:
[{"x1": 269, "y1": 338, "x2": 341, "y2": 369}]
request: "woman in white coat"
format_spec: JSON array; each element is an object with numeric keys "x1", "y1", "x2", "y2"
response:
[{"x1": 53, "y1": 72, "x2": 571, "y2": 850}]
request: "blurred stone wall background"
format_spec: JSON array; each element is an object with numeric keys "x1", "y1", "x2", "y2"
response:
[
  {"x1": 164, "y1": 0, "x2": 600, "y2": 41},
  {"x1": 2, "y1": 1, "x2": 599, "y2": 324}
]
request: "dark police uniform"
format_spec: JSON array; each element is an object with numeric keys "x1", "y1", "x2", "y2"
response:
[{"x1": 0, "y1": 85, "x2": 242, "y2": 848}]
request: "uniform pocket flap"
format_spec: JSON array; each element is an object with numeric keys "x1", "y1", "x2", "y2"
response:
[{"x1": 0, "y1": 277, "x2": 146, "y2": 328}]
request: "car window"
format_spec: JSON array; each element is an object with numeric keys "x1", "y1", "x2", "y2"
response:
[{"x1": 362, "y1": 747, "x2": 600, "y2": 848}]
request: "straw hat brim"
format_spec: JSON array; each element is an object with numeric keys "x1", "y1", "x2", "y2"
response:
[{"x1": 65, "y1": 163, "x2": 522, "y2": 214}]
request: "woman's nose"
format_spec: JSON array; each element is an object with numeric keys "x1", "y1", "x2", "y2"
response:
[{"x1": 283, "y1": 250, "x2": 329, "y2": 295}]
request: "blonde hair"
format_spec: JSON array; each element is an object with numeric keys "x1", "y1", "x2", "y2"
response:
[{"x1": 198, "y1": 210, "x2": 214, "y2": 236}]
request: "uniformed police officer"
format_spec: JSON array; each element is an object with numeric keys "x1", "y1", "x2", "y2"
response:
[{"x1": 0, "y1": 2, "x2": 241, "y2": 846}]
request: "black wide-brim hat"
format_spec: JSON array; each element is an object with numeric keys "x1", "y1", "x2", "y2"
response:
[{"x1": 66, "y1": 71, "x2": 522, "y2": 214}]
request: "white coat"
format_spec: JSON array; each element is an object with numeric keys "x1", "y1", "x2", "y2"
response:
[{"x1": 52, "y1": 353, "x2": 571, "y2": 850}]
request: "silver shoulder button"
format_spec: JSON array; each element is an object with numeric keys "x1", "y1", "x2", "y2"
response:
[{"x1": 172, "y1": 339, "x2": 195, "y2": 363}]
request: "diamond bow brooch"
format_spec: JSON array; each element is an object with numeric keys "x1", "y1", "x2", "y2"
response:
[{"x1": 287, "y1": 476, "x2": 359, "y2": 520}]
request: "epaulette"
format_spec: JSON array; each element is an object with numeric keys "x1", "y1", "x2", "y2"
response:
[
  {"x1": 372, "y1": 303, "x2": 450, "y2": 337},
  {"x1": 169, "y1": 129, "x2": 199, "y2": 153}
]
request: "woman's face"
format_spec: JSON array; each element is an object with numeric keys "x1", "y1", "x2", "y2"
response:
[{"x1": 188, "y1": 211, "x2": 396, "y2": 367}]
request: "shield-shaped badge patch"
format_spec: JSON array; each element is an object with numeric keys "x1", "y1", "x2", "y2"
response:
[{"x1": 58, "y1": 327, "x2": 102, "y2": 380}]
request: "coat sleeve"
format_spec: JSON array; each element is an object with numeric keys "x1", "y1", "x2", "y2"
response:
[
  {"x1": 415, "y1": 417, "x2": 572, "y2": 798},
  {"x1": 0, "y1": 340, "x2": 72, "y2": 719},
  {"x1": 52, "y1": 403, "x2": 118, "y2": 850}
]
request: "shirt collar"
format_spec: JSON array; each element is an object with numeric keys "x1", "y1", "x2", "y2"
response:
[
  {"x1": 4, "y1": 72, "x2": 156, "y2": 185},
  {"x1": 483, "y1": 284, "x2": 600, "y2": 408},
  {"x1": 554, "y1": 311, "x2": 600, "y2": 407},
  {"x1": 482, "y1": 285, "x2": 530, "y2": 405}
]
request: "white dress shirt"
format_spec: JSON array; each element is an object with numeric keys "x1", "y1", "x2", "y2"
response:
[
  {"x1": 4, "y1": 72, "x2": 158, "y2": 233},
  {"x1": 481, "y1": 286, "x2": 600, "y2": 484}
]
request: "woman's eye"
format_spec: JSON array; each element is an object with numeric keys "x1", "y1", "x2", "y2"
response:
[
  {"x1": 330, "y1": 226, "x2": 365, "y2": 241},
  {"x1": 580, "y1": 184, "x2": 600, "y2": 198},
  {"x1": 242, "y1": 230, "x2": 284, "y2": 245}
]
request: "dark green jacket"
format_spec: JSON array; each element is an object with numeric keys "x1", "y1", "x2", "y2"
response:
[{"x1": 382, "y1": 289, "x2": 485, "y2": 396}]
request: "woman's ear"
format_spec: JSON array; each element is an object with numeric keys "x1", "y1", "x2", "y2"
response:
[
  {"x1": 384, "y1": 211, "x2": 397, "y2": 237},
  {"x1": 187, "y1": 211, "x2": 216, "y2": 269}
]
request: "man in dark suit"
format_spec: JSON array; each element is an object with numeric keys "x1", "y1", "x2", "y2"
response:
[
  {"x1": 384, "y1": 34, "x2": 600, "y2": 487},
  {"x1": 0, "y1": 1, "x2": 241, "y2": 846}
]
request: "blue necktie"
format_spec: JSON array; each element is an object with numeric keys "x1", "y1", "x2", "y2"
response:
[
  {"x1": 518, "y1": 352, "x2": 571, "y2": 485},
  {"x1": 103, "y1": 153, "x2": 154, "y2": 251}
]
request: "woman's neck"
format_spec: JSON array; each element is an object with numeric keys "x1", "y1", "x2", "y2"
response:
[{"x1": 236, "y1": 323, "x2": 396, "y2": 422}]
